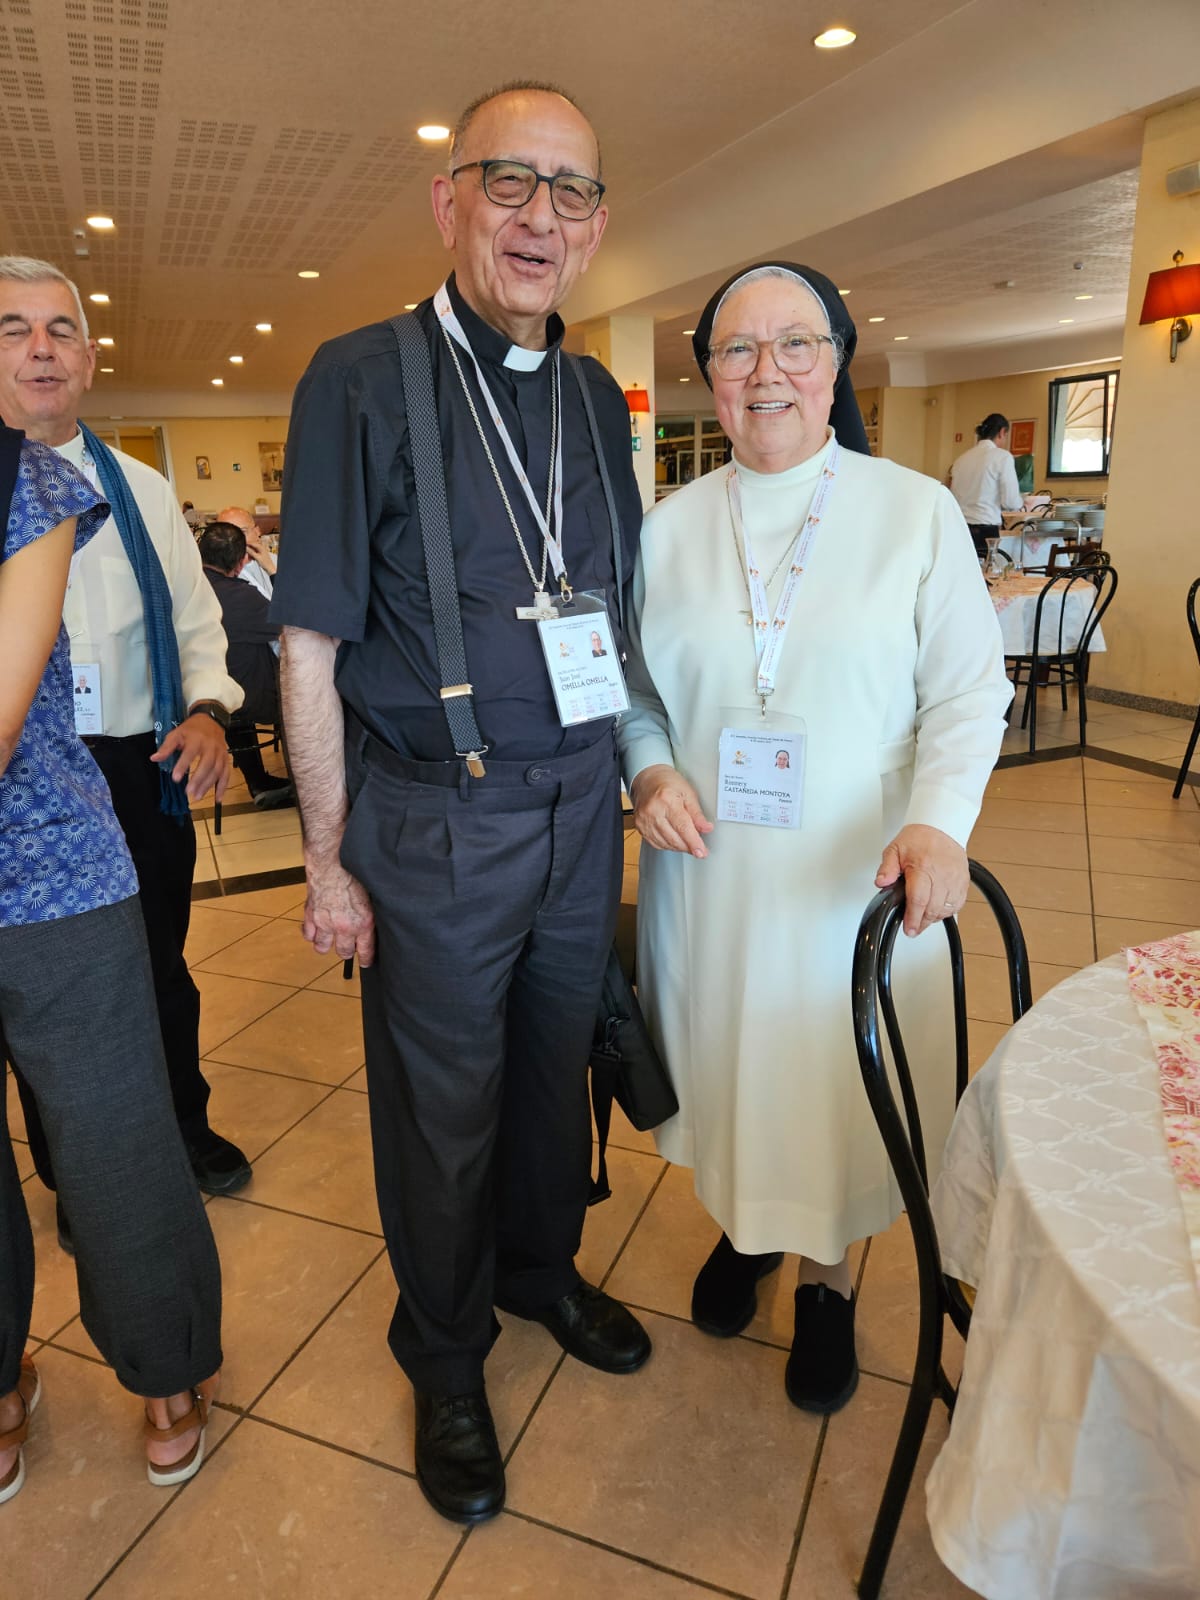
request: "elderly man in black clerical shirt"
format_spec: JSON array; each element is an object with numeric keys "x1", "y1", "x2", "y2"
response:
[{"x1": 271, "y1": 81, "x2": 648, "y2": 1525}]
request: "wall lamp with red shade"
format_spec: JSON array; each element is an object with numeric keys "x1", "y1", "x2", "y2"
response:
[
  {"x1": 1139, "y1": 250, "x2": 1200, "y2": 363},
  {"x1": 624, "y1": 385, "x2": 652, "y2": 449}
]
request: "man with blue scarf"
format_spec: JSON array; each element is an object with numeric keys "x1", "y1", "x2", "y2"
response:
[{"x1": 0, "y1": 256, "x2": 253, "y2": 1218}]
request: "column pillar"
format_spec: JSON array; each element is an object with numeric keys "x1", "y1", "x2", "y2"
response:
[{"x1": 580, "y1": 313, "x2": 657, "y2": 511}]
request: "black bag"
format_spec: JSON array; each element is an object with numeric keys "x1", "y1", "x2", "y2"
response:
[{"x1": 588, "y1": 941, "x2": 678, "y2": 1204}]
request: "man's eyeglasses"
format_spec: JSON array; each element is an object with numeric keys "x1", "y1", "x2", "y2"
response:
[
  {"x1": 708, "y1": 330, "x2": 840, "y2": 381},
  {"x1": 451, "y1": 159, "x2": 605, "y2": 221}
]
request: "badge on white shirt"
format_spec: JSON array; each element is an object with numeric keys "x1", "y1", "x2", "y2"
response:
[
  {"x1": 536, "y1": 604, "x2": 629, "y2": 727},
  {"x1": 717, "y1": 725, "x2": 805, "y2": 828},
  {"x1": 72, "y1": 661, "x2": 104, "y2": 736}
]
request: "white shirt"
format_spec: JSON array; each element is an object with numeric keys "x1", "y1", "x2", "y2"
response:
[
  {"x1": 239, "y1": 558, "x2": 274, "y2": 600},
  {"x1": 58, "y1": 431, "x2": 243, "y2": 736},
  {"x1": 949, "y1": 437, "x2": 1023, "y2": 525}
]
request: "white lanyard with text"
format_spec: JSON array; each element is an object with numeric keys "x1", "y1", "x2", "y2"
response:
[
  {"x1": 433, "y1": 281, "x2": 567, "y2": 591},
  {"x1": 726, "y1": 438, "x2": 841, "y2": 712}
]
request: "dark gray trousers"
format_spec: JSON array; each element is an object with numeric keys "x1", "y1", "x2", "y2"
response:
[
  {"x1": 341, "y1": 717, "x2": 622, "y2": 1395},
  {"x1": 0, "y1": 897, "x2": 222, "y2": 1398}
]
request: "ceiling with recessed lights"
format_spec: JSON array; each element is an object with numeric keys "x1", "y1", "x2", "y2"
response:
[{"x1": 1, "y1": 0, "x2": 1197, "y2": 408}]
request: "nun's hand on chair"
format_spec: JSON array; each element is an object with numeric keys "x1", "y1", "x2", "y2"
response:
[
  {"x1": 630, "y1": 764, "x2": 714, "y2": 859},
  {"x1": 875, "y1": 824, "x2": 968, "y2": 938}
]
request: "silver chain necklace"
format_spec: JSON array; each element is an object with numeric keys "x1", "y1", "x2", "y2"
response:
[{"x1": 441, "y1": 330, "x2": 559, "y2": 595}]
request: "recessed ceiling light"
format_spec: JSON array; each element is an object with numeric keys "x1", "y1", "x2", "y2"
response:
[
  {"x1": 893, "y1": 334, "x2": 910, "y2": 341},
  {"x1": 229, "y1": 355, "x2": 244, "y2": 364},
  {"x1": 89, "y1": 292, "x2": 110, "y2": 304},
  {"x1": 679, "y1": 376, "x2": 691, "y2": 382},
  {"x1": 417, "y1": 124, "x2": 450, "y2": 141},
  {"x1": 255, "y1": 322, "x2": 272, "y2": 332},
  {"x1": 211, "y1": 377, "x2": 224, "y2": 386},
  {"x1": 404, "y1": 302, "x2": 418, "y2": 310},
  {"x1": 99, "y1": 366, "x2": 114, "y2": 373},
  {"x1": 814, "y1": 26, "x2": 856, "y2": 48},
  {"x1": 838, "y1": 289, "x2": 851, "y2": 296},
  {"x1": 1074, "y1": 294, "x2": 1093, "y2": 301},
  {"x1": 868, "y1": 316, "x2": 885, "y2": 324},
  {"x1": 1058, "y1": 318, "x2": 1075, "y2": 324},
  {"x1": 86, "y1": 215, "x2": 115, "y2": 230},
  {"x1": 682, "y1": 328, "x2": 695, "y2": 336},
  {"x1": 297, "y1": 270, "x2": 320, "y2": 279},
  {"x1": 96, "y1": 336, "x2": 115, "y2": 346}
]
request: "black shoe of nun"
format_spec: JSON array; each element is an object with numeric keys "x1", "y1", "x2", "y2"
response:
[
  {"x1": 691, "y1": 1233, "x2": 785, "y2": 1337},
  {"x1": 785, "y1": 1284, "x2": 860, "y2": 1414}
]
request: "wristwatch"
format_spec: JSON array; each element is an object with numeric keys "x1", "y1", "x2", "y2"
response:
[{"x1": 189, "y1": 700, "x2": 231, "y2": 731}]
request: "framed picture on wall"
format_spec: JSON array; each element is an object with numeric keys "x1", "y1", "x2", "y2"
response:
[
  {"x1": 1009, "y1": 419, "x2": 1036, "y2": 457},
  {"x1": 259, "y1": 441, "x2": 285, "y2": 492},
  {"x1": 195, "y1": 454, "x2": 211, "y2": 480}
]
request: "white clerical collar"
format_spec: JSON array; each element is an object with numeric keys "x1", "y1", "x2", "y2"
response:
[{"x1": 503, "y1": 344, "x2": 548, "y2": 372}]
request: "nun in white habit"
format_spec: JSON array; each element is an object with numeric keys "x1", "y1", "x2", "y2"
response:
[{"x1": 618, "y1": 261, "x2": 1011, "y2": 1413}]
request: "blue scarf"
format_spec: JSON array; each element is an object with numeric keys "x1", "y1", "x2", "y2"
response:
[{"x1": 79, "y1": 423, "x2": 189, "y2": 820}]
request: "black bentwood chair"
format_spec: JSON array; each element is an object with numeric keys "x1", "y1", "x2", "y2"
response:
[
  {"x1": 1006, "y1": 561, "x2": 1117, "y2": 753},
  {"x1": 1172, "y1": 577, "x2": 1200, "y2": 799},
  {"x1": 851, "y1": 861, "x2": 1031, "y2": 1600}
]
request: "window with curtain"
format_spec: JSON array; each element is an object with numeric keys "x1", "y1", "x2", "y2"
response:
[{"x1": 1046, "y1": 369, "x2": 1119, "y2": 477}]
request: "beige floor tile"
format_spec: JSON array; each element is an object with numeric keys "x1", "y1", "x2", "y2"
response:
[
  {"x1": 14, "y1": 1139, "x2": 35, "y2": 1181},
  {"x1": 196, "y1": 915, "x2": 341, "y2": 989},
  {"x1": 1094, "y1": 916, "x2": 1196, "y2": 960},
  {"x1": 441, "y1": 1517, "x2": 718, "y2": 1598},
  {"x1": 96, "y1": 1416, "x2": 458, "y2": 1600},
  {"x1": 1, "y1": 1347, "x2": 236, "y2": 1600},
  {"x1": 207, "y1": 987, "x2": 364, "y2": 1084},
  {"x1": 1083, "y1": 770, "x2": 1190, "y2": 810},
  {"x1": 1088, "y1": 833, "x2": 1200, "y2": 881},
  {"x1": 207, "y1": 806, "x2": 301, "y2": 846},
  {"x1": 975, "y1": 796, "x2": 1085, "y2": 834},
  {"x1": 507, "y1": 1310, "x2": 819, "y2": 1599},
  {"x1": 967, "y1": 825, "x2": 1089, "y2": 871},
  {"x1": 968, "y1": 1018, "x2": 1011, "y2": 1075},
  {"x1": 201, "y1": 1059, "x2": 331, "y2": 1164},
  {"x1": 854, "y1": 1219, "x2": 963, "y2": 1390},
  {"x1": 608, "y1": 1102, "x2": 661, "y2": 1156},
  {"x1": 26, "y1": 1180, "x2": 81, "y2": 1340},
  {"x1": 1090, "y1": 871, "x2": 1200, "y2": 925},
  {"x1": 787, "y1": 1374, "x2": 973, "y2": 1600},
  {"x1": 577, "y1": 1146, "x2": 666, "y2": 1287},
  {"x1": 955, "y1": 901, "x2": 1094, "y2": 967},
  {"x1": 965, "y1": 859, "x2": 1090, "y2": 914},
  {"x1": 195, "y1": 969, "x2": 293, "y2": 1057},
  {"x1": 211, "y1": 833, "x2": 306, "y2": 879},
  {"x1": 1083, "y1": 755, "x2": 1181, "y2": 787},
  {"x1": 605, "y1": 1162, "x2": 723, "y2": 1327},
  {"x1": 984, "y1": 765, "x2": 1083, "y2": 804},
  {"x1": 341, "y1": 1064, "x2": 368, "y2": 1092},
  {"x1": 1095, "y1": 732, "x2": 1188, "y2": 762},
  {"x1": 185, "y1": 904, "x2": 271, "y2": 965},
  {"x1": 254, "y1": 1255, "x2": 559, "y2": 1472},
  {"x1": 6, "y1": 1065, "x2": 27, "y2": 1141},
  {"x1": 217, "y1": 883, "x2": 309, "y2": 918},
  {"x1": 238, "y1": 1088, "x2": 380, "y2": 1234},
  {"x1": 193, "y1": 843, "x2": 219, "y2": 885},
  {"x1": 1087, "y1": 802, "x2": 1200, "y2": 843},
  {"x1": 307, "y1": 956, "x2": 362, "y2": 995},
  {"x1": 621, "y1": 864, "x2": 639, "y2": 903},
  {"x1": 964, "y1": 954, "x2": 1078, "y2": 1023}
]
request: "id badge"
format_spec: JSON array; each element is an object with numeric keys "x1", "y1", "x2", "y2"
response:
[
  {"x1": 717, "y1": 722, "x2": 805, "y2": 828},
  {"x1": 537, "y1": 602, "x2": 630, "y2": 727},
  {"x1": 72, "y1": 661, "x2": 104, "y2": 736}
]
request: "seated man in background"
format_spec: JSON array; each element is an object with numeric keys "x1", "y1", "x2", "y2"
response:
[
  {"x1": 198, "y1": 522, "x2": 293, "y2": 809},
  {"x1": 216, "y1": 505, "x2": 275, "y2": 599}
]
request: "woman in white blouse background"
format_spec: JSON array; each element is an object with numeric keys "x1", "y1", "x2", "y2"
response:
[
  {"x1": 619, "y1": 262, "x2": 1012, "y2": 1415},
  {"x1": 949, "y1": 412, "x2": 1024, "y2": 558}
]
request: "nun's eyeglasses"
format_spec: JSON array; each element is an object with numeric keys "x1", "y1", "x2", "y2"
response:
[
  {"x1": 709, "y1": 330, "x2": 838, "y2": 381},
  {"x1": 451, "y1": 159, "x2": 606, "y2": 220}
]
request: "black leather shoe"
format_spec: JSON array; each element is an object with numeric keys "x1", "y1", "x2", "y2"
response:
[
  {"x1": 185, "y1": 1129, "x2": 252, "y2": 1196},
  {"x1": 785, "y1": 1285, "x2": 859, "y2": 1414},
  {"x1": 691, "y1": 1233, "x2": 784, "y2": 1337},
  {"x1": 413, "y1": 1391, "x2": 505, "y2": 1524},
  {"x1": 55, "y1": 1196, "x2": 75, "y2": 1257},
  {"x1": 497, "y1": 1282, "x2": 651, "y2": 1374}
]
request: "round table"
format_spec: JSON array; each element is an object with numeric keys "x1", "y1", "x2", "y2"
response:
[
  {"x1": 989, "y1": 575, "x2": 1106, "y2": 656},
  {"x1": 926, "y1": 954, "x2": 1200, "y2": 1599}
]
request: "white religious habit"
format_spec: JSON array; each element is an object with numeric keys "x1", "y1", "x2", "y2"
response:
[{"x1": 618, "y1": 430, "x2": 1012, "y2": 1263}]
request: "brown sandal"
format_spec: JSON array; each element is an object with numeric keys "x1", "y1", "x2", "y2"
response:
[
  {"x1": 0, "y1": 1356, "x2": 41, "y2": 1506},
  {"x1": 144, "y1": 1387, "x2": 209, "y2": 1488}
]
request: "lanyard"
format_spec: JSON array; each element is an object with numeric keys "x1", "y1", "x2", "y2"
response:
[
  {"x1": 433, "y1": 281, "x2": 567, "y2": 588},
  {"x1": 726, "y1": 438, "x2": 841, "y2": 710}
]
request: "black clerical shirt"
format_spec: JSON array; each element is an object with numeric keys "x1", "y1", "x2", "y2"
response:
[{"x1": 271, "y1": 276, "x2": 642, "y2": 762}]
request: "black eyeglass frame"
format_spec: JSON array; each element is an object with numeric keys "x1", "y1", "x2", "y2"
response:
[{"x1": 451, "y1": 159, "x2": 607, "y2": 220}]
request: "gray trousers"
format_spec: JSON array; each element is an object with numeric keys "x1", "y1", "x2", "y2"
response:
[{"x1": 0, "y1": 896, "x2": 222, "y2": 1398}]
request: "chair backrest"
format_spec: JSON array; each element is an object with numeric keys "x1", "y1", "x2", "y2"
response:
[
  {"x1": 851, "y1": 863, "x2": 1031, "y2": 1303},
  {"x1": 1186, "y1": 576, "x2": 1200, "y2": 668},
  {"x1": 1030, "y1": 561, "x2": 1117, "y2": 658}
]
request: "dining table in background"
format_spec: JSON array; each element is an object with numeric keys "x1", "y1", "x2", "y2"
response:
[
  {"x1": 925, "y1": 953, "x2": 1200, "y2": 1600},
  {"x1": 989, "y1": 573, "x2": 1107, "y2": 657}
]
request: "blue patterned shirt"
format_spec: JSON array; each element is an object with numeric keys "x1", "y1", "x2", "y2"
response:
[{"x1": 0, "y1": 440, "x2": 138, "y2": 926}]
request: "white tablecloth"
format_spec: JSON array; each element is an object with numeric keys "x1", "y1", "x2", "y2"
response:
[
  {"x1": 926, "y1": 956, "x2": 1200, "y2": 1599},
  {"x1": 990, "y1": 577, "x2": 1106, "y2": 656},
  {"x1": 997, "y1": 530, "x2": 1063, "y2": 569}
]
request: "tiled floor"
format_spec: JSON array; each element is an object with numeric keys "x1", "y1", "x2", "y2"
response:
[{"x1": 6, "y1": 752, "x2": 1200, "y2": 1598}]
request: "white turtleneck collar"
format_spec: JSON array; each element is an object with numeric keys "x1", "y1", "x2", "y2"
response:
[{"x1": 733, "y1": 427, "x2": 836, "y2": 491}]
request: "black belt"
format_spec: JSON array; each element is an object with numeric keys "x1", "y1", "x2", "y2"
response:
[{"x1": 82, "y1": 731, "x2": 155, "y2": 750}]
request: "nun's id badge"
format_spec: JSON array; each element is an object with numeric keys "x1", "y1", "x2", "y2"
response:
[
  {"x1": 717, "y1": 723, "x2": 805, "y2": 829},
  {"x1": 537, "y1": 600, "x2": 629, "y2": 727}
]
